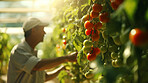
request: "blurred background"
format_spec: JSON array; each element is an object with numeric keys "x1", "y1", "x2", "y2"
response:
[{"x1": 0, "y1": 0, "x2": 62, "y2": 83}]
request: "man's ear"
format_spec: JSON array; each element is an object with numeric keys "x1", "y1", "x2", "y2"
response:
[{"x1": 31, "y1": 27, "x2": 36, "y2": 32}]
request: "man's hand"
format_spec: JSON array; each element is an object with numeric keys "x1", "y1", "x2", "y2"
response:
[{"x1": 66, "y1": 52, "x2": 78, "y2": 62}]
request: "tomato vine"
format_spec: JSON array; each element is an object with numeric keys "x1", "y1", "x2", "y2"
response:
[{"x1": 49, "y1": 0, "x2": 148, "y2": 83}]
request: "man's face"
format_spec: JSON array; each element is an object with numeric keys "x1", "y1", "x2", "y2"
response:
[{"x1": 33, "y1": 26, "x2": 46, "y2": 42}]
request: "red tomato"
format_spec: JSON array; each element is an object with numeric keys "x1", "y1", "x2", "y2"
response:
[
  {"x1": 99, "y1": 12, "x2": 110, "y2": 23},
  {"x1": 85, "y1": 29, "x2": 94, "y2": 36},
  {"x1": 84, "y1": 21, "x2": 94, "y2": 30},
  {"x1": 87, "y1": 53, "x2": 97, "y2": 61},
  {"x1": 90, "y1": 10, "x2": 99, "y2": 18},
  {"x1": 111, "y1": 1, "x2": 119, "y2": 10},
  {"x1": 94, "y1": 47, "x2": 101, "y2": 55},
  {"x1": 62, "y1": 28, "x2": 66, "y2": 32},
  {"x1": 92, "y1": 4, "x2": 102, "y2": 13},
  {"x1": 91, "y1": 30, "x2": 100, "y2": 41},
  {"x1": 56, "y1": 44, "x2": 60, "y2": 49},
  {"x1": 63, "y1": 40, "x2": 67, "y2": 45},
  {"x1": 94, "y1": 22, "x2": 102, "y2": 30},
  {"x1": 129, "y1": 28, "x2": 148, "y2": 46},
  {"x1": 115, "y1": 0, "x2": 124, "y2": 5}
]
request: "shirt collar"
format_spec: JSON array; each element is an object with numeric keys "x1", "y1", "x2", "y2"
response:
[{"x1": 22, "y1": 40, "x2": 38, "y2": 56}]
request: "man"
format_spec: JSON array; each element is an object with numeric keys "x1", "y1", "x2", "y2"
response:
[{"x1": 7, "y1": 17, "x2": 77, "y2": 83}]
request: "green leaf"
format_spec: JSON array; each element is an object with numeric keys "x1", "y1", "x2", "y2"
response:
[
  {"x1": 145, "y1": 9, "x2": 148, "y2": 21},
  {"x1": 106, "y1": 19, "x2": 121, "y2": 34},
  {"x1": 58, "y1": 70, "x2": 68, "y2": 83},
  {"x1": 73, "y1": 40, "x2": 82, "y2": 52},
  {"x1": 77, "y1": 49, "x2": 83, "y2": 65},
  {"x1": 124, "y1": 0, "x2": 138, "y2": 23}
]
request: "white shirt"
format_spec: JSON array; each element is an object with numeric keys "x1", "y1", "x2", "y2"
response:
[{"x1": 7, "y1": 40, "x2": 45, "y2": 83}]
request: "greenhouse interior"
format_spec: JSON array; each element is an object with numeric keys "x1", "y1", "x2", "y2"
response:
[{"x1": 0, "y1": 0, "x2": 148, "y2": 83}]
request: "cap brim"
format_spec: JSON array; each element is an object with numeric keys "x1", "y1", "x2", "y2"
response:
[{"x1": 39, "y1": 22, "x2": 49, "y2": 27}]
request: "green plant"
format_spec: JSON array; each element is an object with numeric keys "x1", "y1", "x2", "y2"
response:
[{"x1": 44, "y1": 0, "x2": 148, "y2": 82}]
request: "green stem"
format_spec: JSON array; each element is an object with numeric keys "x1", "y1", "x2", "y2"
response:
[{"x1": 134, "y1": 46, "x2": 142, "y2": 83}]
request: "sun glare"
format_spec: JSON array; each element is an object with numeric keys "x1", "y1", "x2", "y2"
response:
[
  {"x1": 34, "y1": 0, "x2": 54, "y2": 8},
  {"x1": 131, "y1": 29, "x2": 136, "y2": 35}
]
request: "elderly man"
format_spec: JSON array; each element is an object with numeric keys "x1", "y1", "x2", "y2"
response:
[{"x1": 7, "y1": 17, "x2": 77, "y2": 83}]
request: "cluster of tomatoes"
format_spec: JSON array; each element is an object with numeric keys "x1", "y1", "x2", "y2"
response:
[
  {"x1": 82, "y1": 3, "x2": 109, "y2": 41},
  {"x1": 111, "y1": 52, "x2": 123, "y2": 67},
  {"x1": 82, "y1": 40, "x2": 101, "y2": 61},
  {"x1": 56, "y1": 28, "x2": 67, "y2": 52},
  {"x1": 62, "y1": 28, "x2": 67, "y2": 48}
]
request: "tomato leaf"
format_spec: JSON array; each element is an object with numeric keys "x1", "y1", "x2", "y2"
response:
[
  {"x1": 77, "y1": 49, "x2": 83, "y2": 65},
  {"x1": 124, "y1": 0, "x2": 138, "y2": 23}
]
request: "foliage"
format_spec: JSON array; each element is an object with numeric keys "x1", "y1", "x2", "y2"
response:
[
  {"x1": 44, "y1": 0, "x2": 148, "y2": 83},
  {"x1": 0, "y1": 32, "x2": 12, "y2": 75}
]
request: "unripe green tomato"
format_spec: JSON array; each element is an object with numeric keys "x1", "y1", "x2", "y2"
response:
[
  {"x1": 68, "y1": 19, "x2": 74, "y2": 23},
  {"x1": 112, "y1": 60, "x2": 119, "y2": 68},
  {"x1": 100, "y1": 45, "x2": 107, "y2": 53},
  {"x1": 97, "y1": 75, "x2": 107, "y2": 83},
  {"x1": 102, "y1": 31, "x2": 108, "y2": 40},
  {"x1": 111, "y1": 52, "x2": 118, "y2": 59},
  {"x1": 85, "y1": 71, "x2": 94, "y2": 79},
  {"x1": 71, "y1": 76, "x2": 77, "y2": 80},
  {"x1": 115, "y1": 59, "x2": 123, "y2": 67},
  {"x1": 82, "y1": 46, "x2": 91, "y2": 53},
  {"x1": 83, "y1": 40, "x2": 93, "y2": 47},
  {"x1": 112, "y1": 35, "x2": 122, "y2": 45},
  {"x1": 63, "y1": 35, "x2": 67, "y2": 39}
]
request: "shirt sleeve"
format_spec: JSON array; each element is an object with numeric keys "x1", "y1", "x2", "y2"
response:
[
  {"x1": 23, "y1": 56, "x2": 41, "y2": 74},
  {"x1": 11, "y1": 48, "x2": 41, "y2": 74}
]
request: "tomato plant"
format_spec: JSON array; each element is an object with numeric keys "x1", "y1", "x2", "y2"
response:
[
  {"x1": 49, "y1": 0, "x2": 148, "y2": 83},
  {"x1": 0, "y1": 32, "x2": 12, "y2": 75},
  {"x1": 83, "y1": 40, "x2": 93, "y2": 47}
]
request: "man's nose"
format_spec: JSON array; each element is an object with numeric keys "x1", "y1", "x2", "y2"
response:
[{"x1": 44, "y1": 30, "x2": 46, "y2": 34}]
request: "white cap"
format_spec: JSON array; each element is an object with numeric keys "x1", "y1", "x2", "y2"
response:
[{"x1": 23, "y1": 17, "x2": 49, "y2": 32}]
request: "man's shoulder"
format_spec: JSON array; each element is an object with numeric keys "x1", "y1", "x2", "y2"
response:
[{"x1": 11, "y1": 41, "x2": 28, "y2": 55}]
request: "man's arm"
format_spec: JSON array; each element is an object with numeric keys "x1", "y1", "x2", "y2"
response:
[
  {"x1": 32, "y1": 52, "x2": 77, "y2": 71},
  {"x1": 45, "y1": 65, "x2": 65, "y2": 82}
]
